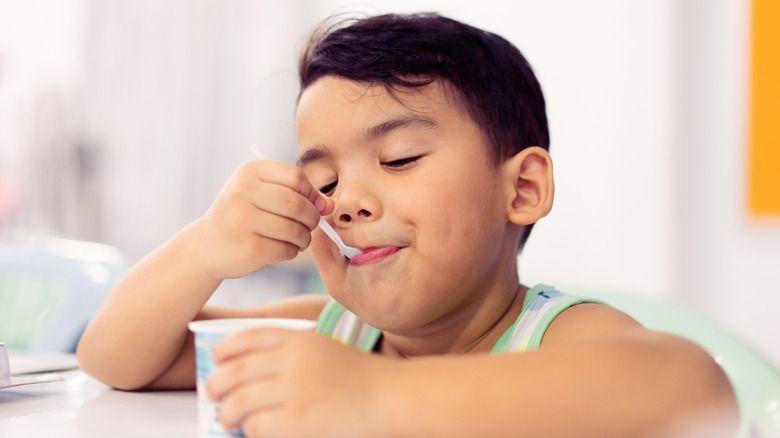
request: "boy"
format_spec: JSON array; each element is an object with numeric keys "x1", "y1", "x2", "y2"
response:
[{"x1": 77, "y1": 12, "x2": 738, "y2": 438}]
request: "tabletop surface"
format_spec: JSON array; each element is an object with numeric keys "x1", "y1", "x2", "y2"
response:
[{"x1": 0, "y1": 370, "x2": 198, "y2": 438}]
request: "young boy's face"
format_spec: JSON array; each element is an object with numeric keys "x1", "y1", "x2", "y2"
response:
[{"x1": 296, "y1": 76, "x2": 521, "y2": 332}]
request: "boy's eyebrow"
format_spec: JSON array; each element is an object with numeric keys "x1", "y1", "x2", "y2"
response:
[
  {"x1": 297, "y1": 115, "x2": 438, "y2": 167},
  {"x1": 297, "y1": 148, "x2": 330, "y2": 167},
  {"x1": 360, "y1": 114, "x2": 438, "y2": 144}
]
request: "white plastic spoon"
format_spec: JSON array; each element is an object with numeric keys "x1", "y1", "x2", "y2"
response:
[
  {"x1": 318, "y1": 217, "x2": 362, "y2": 258},
  {"x1": 251, "y1": 146, "x2": 362, "y2": 259}
]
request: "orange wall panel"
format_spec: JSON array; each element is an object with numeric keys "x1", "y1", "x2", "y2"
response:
[{"x1": 748, "y1": 0, "x2": 780, "y2": 215}]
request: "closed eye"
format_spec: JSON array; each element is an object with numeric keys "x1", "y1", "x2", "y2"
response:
[
  {"x1": 319, "y1": 180, "x2": 337, "y2": 195},
  {"x1": 382, "y1": 155, "x2": 422, "y2": 169}
]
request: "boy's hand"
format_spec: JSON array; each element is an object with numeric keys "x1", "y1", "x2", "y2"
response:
[
  {"x1": 206, "y1": 328, "x2": 390, "y2": 438},
  {"x1": 189, "y1": 159, "x2": 332, "y2": 280}
]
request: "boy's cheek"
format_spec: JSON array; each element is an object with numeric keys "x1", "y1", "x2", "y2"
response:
[
  {"x1": 309, "y1": 232, "x2": 338, "y2": 267},
  {"x1": 309, "y1": 232, "x2": 349, "y2": 299}
]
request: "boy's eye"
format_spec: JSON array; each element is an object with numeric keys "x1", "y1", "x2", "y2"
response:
[
  {"x1": 319, "y1": 181, "x2": 337, "y2": 195},
  {"x1": 382, "y1": 155, "x2": 422, "y2": 169}
]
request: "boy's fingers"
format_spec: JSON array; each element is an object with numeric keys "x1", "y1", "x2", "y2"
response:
[
  {"x1": 207, "y1": 328, "x2": 291, "y2": 402},
  {"x1": 314, "y1": 194, "x2": 335, "y2": 216},
  {"x1": 246, "y1": 183, "x2": 319, "y2": 232},
  {"x1": 219, "y1": 379, "x2": 285, "y2": 431},
  {"x1": 253, "y1": 160, "x2": 333, "y2": 216},
  {"x1": 206, "y1": 350, "x2": 281, "y2": 403},
  {"x1": 212, "y1": 327, "x2": 285, "y2": 364},
  {"x1": 296, "y1": 182, "x2": 329, "y2": 216}
]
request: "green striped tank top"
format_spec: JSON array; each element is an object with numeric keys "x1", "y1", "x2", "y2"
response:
[{"x1": 315, "y1": 284, "x2": 599, "y2": 354}]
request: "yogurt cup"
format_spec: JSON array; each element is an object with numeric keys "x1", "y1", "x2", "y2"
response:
[{"x1": 187, "y1": 318, "x2": 317, "y2": 437}]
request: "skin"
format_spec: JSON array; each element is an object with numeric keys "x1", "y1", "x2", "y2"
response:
[{"x1": 77, "y1": 76, "x2": 739, "y2": 438}]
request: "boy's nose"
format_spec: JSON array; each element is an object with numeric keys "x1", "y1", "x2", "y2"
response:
[
  {"x1": 338, "y1": 208, "x2": 371, "y2": 223},
  {"x1": 333, "y1": 178, "x2": 381, "y2": 225}
]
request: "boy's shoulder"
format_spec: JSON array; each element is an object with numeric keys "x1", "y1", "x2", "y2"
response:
[{"x1": 542, "y1": 299, "x2": 650, "y2": 347}]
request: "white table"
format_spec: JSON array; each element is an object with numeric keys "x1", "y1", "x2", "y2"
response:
[{"x1": 0, "y1": 371, "x2": 198, "y2": 437}]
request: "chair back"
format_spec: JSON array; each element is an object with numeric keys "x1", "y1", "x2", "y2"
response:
[
  {"x1": 0, "y1": 236, "x2": 125, "y2": 352},
  {"x1": 583, "y1": 291, "x2": 780, "y2": 438}
]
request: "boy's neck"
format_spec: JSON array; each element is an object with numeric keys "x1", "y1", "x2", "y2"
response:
[{"x1": 378, "y1": 284, "x2": 529, "y2": 358}]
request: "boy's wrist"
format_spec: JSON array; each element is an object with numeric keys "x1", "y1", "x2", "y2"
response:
[
  {"x1": 370, "y1": 356, "x2": 482, "y2": 438},
  {"x1": 368, "y1": 358, "x2": 426, "y2": 438},
  {"x1": 173, "y1": 220, "x2": 230, "y2": 285}
]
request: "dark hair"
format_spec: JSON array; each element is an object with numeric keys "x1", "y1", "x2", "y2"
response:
[{"x1": 298, "y1": 12, "x2": 548, "y2": 249}]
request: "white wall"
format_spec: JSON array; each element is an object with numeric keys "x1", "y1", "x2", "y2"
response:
[
  {"x1": 676, "y1": 0, "x2": 780, "y2": 366},
  {"x1": 79, "y1": 0, "x2": 322, "y2": 261},
  {"x1": 0, "y1": 0, "x2": 88, "y2": 233}
]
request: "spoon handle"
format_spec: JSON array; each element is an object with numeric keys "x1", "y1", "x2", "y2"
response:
[{"x1": 318, "y1": 217, "x2": 362, "y2": 258}]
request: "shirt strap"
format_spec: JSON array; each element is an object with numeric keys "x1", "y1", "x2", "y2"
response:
[
  {"x1": 316, "y1": 299, "x2": 381, "y2": 352},
  {"x1": 491, "y1": 285, "x2": 602, "y2": 354}
]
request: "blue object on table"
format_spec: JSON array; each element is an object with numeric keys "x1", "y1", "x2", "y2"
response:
[
  {"x1": 0, "y1": 236, "x2": 125, "y2": 352},
  {"x1": 582, "y1": 290, "x2": 780, "y2": 438}
]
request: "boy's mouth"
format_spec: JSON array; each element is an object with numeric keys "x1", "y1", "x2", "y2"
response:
[{"x1": 348, "y1": 246, "x2": 401, "y2": 266}]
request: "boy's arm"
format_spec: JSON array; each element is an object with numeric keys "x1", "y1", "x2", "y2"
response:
[
  {"x1": 381, "y1": 304, "x2": 738, "y2": 438},
  {"x1": 207, "y1": 304, "x2": 738, "y2": 438},
  {"x1": 76, "y1": 226, "x2": 329, "y2": 391},
  {"x1": 76, "y1": 160, "x2": 332, "y2": 391},
  {"x1": 76, "y1": 224, "x2": 223, "y2": 390},
  {"x1": 77, "y1": 226, "x2": 327, "y2": 390}
]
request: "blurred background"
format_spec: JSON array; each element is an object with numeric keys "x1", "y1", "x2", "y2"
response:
[{"x1": 0, "y1": 0, "x2": 778, "y2": 366}]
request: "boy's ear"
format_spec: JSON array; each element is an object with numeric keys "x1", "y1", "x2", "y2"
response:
[{"x1": 502, "y1": 146, "x2": 554, "y2": 225}]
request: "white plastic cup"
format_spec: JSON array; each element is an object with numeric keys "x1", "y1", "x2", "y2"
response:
[{"x1": 187, "y1": 318, "x2": 317, "y2": 438}]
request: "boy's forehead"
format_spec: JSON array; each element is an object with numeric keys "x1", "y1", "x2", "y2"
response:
[
  {"x1": 298, "y1": 76, "x2": 458, "y2": 117},
  {"x1": 295, "y1": 76, "x2": 465, "y2": 144}
]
